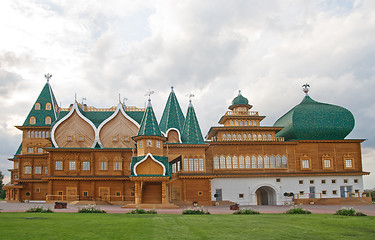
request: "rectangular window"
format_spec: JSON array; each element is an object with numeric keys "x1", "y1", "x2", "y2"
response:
[
  {"x1": 299, "y1": 180, "x2": 304, "y2": 184},
  {"x1": 344, "y1": 179, "x2": 348, "y2": 183},
  {"x1": 58, "y1": 191, "x2": 63, "y2": 196},
  {"x1": 116, "y1": 192, "x2": 121, "y2": 196},
  {"x1": 177, "y1": 161, "x2": 181, "y2": 172},
  {"x1": 114, "y1": 162, "x2": 122, "y2": 171},
  {"x1": 321, "y1": 180, "x2": 326, "y2": 184},
  {"x1": 299, "y1": 191, "x2": 304, "y2": 195},
  {"x1": 276, "y1": 178, "x2": 281, "y2": 183},
  {"x1": 69, "y1": 161, "x2": 76, "y2": 170},
  {"x1": 245, "y1": 157, "x2": 251, "y2": 168},
  {"x1": 37, "y1": 148, "x2": 43, "y2": 153},
  {"x1": 35, "y1": 166, "x2": 41, "y2": 174},
  {"x1": 194, "y1": 158, "x2": 199, "y2": 171},
  {"x1": 44, "y1": 166, "x2": 48, "y2": 174},
  {"x1": 252, "y1": 157, "x2": 257, "y2": 168},
  {"x1": 184, "y1": 158, "x2": 189, "y2": 171},
  {"x1": 78, "y1": 136, "x2": 85, "y2": 142},
  {"x1": 55, "y1": 161, "x2": 63, "y2": 170},
  {"x1": 323, "y1": 159, "x2": 331, "y2": 168},
  {"x1": 322, "y1": 190, "x2": 327, "y2": 195},
  {"x1": 220, "y1": 156, "x2": 226, "y2": 169},
  {"x1": 28, "y1": 147, "x2": 33, "y2": 153},
  {"x1": 82, "y1": 161, "x2": 90, "y2": 171},
  {"x1": 302, "y1": 159, "x2": 310, "y2": 169},
  {"x1": 226, "y1": 157, "x2": 232, "y2": 169},
  {"x1": 238, "y1": 193, "x2": 244, "y2": 199},
  {"x1": 189, "y1": 158, "x2": 193, "y2": 171},
  {"x1": 239, "y1": 156, "x2": 245, "y2": 168},
  {"x1": 354, "y1": 179, "x2": 358, "y2": 183},
  {"x1": 310, "y1": 180, "x2": 314, "y2": 184},
  {"x1": 172, "y1": 163, "x2": 176, "y2": 173},
  {"x1": 83, "y1": 191, "x2": 88, "y2": 197},
  {"x1": 232, "y1": 157, "x2": 238, "y2": 169},
  {"x1": 100, "y1": 162, "x2": 107, "y2": 170},
  {"x1": 156, "y1": 141, "x2": 161, "y2": 148},
  {"x1": 112, "y1": 136, "x2": 118, "y2": 142},
  {"x1": 332, "y1": 190, "x2": 337, "y2": 195},
  {"x1": 66, "y1": 136, "x2": 73, "y2": 142},
  {"x1": 198, "y1": 158, "x2": 204, "y2": 171},
  {"x1": 24, "y1": 166, "x2": 31, "y2": 174},
  {"x1": 345, "y1": 159, "x2": 353, "y2": 168},
  {"x1": 332, "y1": 179, "x2": 336, "y2": 184}
]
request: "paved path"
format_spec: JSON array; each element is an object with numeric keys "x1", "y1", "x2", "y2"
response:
[{"x1": 1, "y1": 201, "x2": 374, "y2": 215}]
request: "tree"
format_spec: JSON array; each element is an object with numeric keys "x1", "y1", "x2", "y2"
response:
[{"x1": 0, "y1": 171, "x2": 6, "y2": 199}]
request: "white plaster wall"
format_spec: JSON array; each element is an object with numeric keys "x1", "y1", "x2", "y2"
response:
[{"x1": 211, "y1": 175, "x2": 364, "y2": 205}]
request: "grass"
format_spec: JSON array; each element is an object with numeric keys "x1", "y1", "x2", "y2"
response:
[{"x1": 0, "y1": 213, "x2": 374, "y2": 239}]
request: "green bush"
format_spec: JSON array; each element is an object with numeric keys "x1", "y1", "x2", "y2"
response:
[
  {"x1": 78, "y1": 205, "x2": 106, "y2": 213},
  {"x1": 335, "y1": 207, "x2": 367, "y2": 216},
  {"x1": 182, "y1": 208, "x2": 210, "y2": 215},
  {"x1": 26, "y1": 206, "x2": 53, "y2": 213},
  {"x1": 233, "y1": 208, "x2": 260, "y2": 215},
  {"x1": 284, "y1": 207, "x2": 311, "y2": 214},
  {"x1": 127, "y1": 208, "x2": 158, "y2": 214}
]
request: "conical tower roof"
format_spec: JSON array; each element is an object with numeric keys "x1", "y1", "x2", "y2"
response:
[
  {"x1": 23, "y1": 78, "x2": 59, "y2": 126},
  {"x1": 159, "y1": 87, "x2": 185, "y2": 133},
  {"x1": 181, "y1": 101, "x2": 204, "y2": 144},
  {"x1": 137, "y1": 100, "x2": 163, "y2": 137}
]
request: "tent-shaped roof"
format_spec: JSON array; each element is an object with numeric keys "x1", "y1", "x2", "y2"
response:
[
  {"x1": 137, "y1": 100, "x2": 163, "y2": 137},
  {"x1": 181, "y1": 102, "x2": 204, "y2": 144},
  {"x1": 159, "y1": 87, "x2": 185, "y2": 133}
]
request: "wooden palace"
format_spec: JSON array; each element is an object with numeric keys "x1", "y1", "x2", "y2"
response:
[{"x1": 4, "y1": 76, "x2": 371, "y2": 206}]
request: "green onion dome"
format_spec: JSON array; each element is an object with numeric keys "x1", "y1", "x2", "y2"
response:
[
  {"x1": 274, "y1": 95, "x2": 355, "y2": 141},
  {"x1": 229, "y1": 90, "x2": 253, "y2": 110}
]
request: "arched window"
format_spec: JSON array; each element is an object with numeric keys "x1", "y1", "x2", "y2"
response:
[
  {"x1": 42, "y1": 131, "x2": 45, "y2": 138},
  {"x1": 35, "y1": 103, "x2": 41, "y2": 110},
  {"x1": 240, "y1": 121, "x2": 243, "y2": 126},
  {"x1": 276, "y1": 155, "x2": 282, "y2": 168},
  {"x1": 31, "y1": 131, "x2": 34, "y2": 138},
  {"x1": 226, "y1": 156, "x2": 232, "y2": 169},
  {"x1": 27, "y1": 131, "x2": 30, "y2": 138},
  {"x1": 252, "y1": 155, "x2": 257, "y2": 168},
  {"x1": 46, "y1": 103, "x2": 52, "y2": 110},
  {"x1": 282, "y1": 155, "x2": 288, "y2": 168},
  {"x1": 239, "y1": 156, "x2": 245, "y2": 168},
  {"x1": 233, "y1": 134, "x2": 236, "y2": 140},
  {"x1": 147, "y1": 140, "x2": 152, "y2": 147},
  {"x1": 268, "y1": 134, "x2": 272, "y2": 140},
  {"x1": 45, "y1": 116, "x2": 51, "y2": 124},
  {"x1": 258, "y1": 134, "x2": 262, "y2": 140},
  {"x1": 253, "y1": 121, "x2": 257, "y2": 126},
  {"x1": 238, "y1": 134, "x2": 242, "y2": 140},
  {"x1": 258, "y1": 155, "x2": 263, "y2": 168},
  {"x1": 138, "y1": 141, "x2": 143, "y2": 148},
  {"x1": 214, "y1": 156, "x2": 220, "y2": 169},
  {"x1": 232, "y1": 156, "x2": 238, "y2": 168},
  {"x1": 222, "y1": 134, "x2": 226, "y2": 141},
  {"x1": 38, "y1": 131, "x2": 41, "y2": 138},
  {"x1": 244, "y1": 121, "x2": 248, "y2": 126},
  {"x1": 264, "y1": 155, "x2": 270, "y2": 168},
  {"x1": 243, "y1": 134, "x2": 247, "y2": 140},
  {"x1": 245, "y1": 156, "x2": 251, "y2": 168},
  {"x1": 220, "y1": 156, "x2": 226, "y2": 169},
  {"x1": 227, "y1": 134, "x2": 231, "y2": 140},
  {"x1": 230, "y1": 120, "x2": 234, "y2": 126},
  {"x1": 249, "y1": 121, "x2": 252, "y2": 126},
  {"x1": 30, "y1": 117, "x2": 36, "y2": 124},
  {"x1": 46, "y1": 131, "x2": 50, "y2": 138},
  {"x1": 263, "y1": 134, "x2": 267, "y2": 140},
  {"x1": 270, "y1": 155, "x2": 276, "y2": 168}
]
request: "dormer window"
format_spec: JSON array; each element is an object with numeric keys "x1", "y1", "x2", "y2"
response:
[
  {"x1": 45, "y1": 116, "x2": 51, "y2": 124},
  {"x1": 46, "y1": 103, "x2": 52, "y2": 110},
  {"x1": 113, "y1": 136, "x2": 119, "y2": 142},
  {"x1": 30, "y1": 117, "x2": 36, "y2": 124},
  {"x1": 35, "y1": 103, "x2": 41, "y2": 110},
  {"x1": 147, "y1": 140, "x2": 152, "y2": 147}
]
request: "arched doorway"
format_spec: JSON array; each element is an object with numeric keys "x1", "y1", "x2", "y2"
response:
[{"x1": 255, "y1": 186, "x2": 276, "y2": 205}]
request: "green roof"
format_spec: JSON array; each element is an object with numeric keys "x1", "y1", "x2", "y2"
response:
[
  {"x1": 229, "y1": 91, "x2": 252, "y2": 110},
  {"x1": 159, "y1": 88, "x2": 185, "y2": 133},
  {"x1": 274, "y1": 95, "x2": 355, "y2": 140},
  {"x1": 137, "y1": 100, "x2": 163, "y2": 137},
  {"x1": 12, "y1": 143, "x2": 22, "y2": 159},
  {"x1": 23, "y1": 81, "x2": 58, "y2": 126},
  {"x1": 131, "y1": 155, "x2": 170, "y2": 176},
  {"x1": 181, "y1": 102, "x2": 204, "y2": 144}
]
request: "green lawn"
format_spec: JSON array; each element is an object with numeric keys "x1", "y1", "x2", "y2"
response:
[{"x1": 0, "y1": 213, "x2": 374, "y2": 239}]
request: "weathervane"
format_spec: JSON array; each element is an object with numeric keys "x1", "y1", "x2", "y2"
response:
[
  {"x1": 238, "y1": 90, "x2": 242, "y2": 95},
  {"x1": 81, "y1": 97, "x2": 87, "y2": 106},
  {"x1": 123, "y1": 97, "x2": 128, "y2": 107},
  {"x1": 145, "y1": 90, "x2": 154, "y2": 101},
  {"x1": 45, "y1": 73, "x2": 52, "y2": 82},
  {"x1": 186, "y1": 93, "x2": 195, "y2": 103},
  {"x1": 302, "y1": 83, "x2": 310, "y2": 95}
]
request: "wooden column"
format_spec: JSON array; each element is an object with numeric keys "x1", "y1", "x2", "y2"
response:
[
  {"x1": 134, "y1": 181, "x2": 141, "y2": 205},
  {"x1": 162, "y1": 181, "x2": 167, "y2": 204}
]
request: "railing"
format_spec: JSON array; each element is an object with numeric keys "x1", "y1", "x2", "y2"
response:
[
  {"x1": 212, "y1": 137, "x2": 284, "y2": 142},
  {"x1": 46, "y1": 195, "x2": 79, "y2": 202},
  {"x1": 46, "y1": 195, "x2": 132, "y2": 202},
  {"x1": 225, "y1": 111, "x2": 259, "y2": 116},
  {"x1": 294, "y1": 191, "x2": 369, "y2": 200},
  {"x1": 59, "y1": 106, "x2": 145, "y2": 112}
]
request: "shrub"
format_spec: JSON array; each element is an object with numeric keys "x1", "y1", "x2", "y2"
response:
[
  {"x1": 335, "y1": 207, "x2": 367, "y2": 216},
  {"x1": 233, "y1": 208, "x2": 260, "y2": 215},
  {"x1": 78, "y1": 205, "x2": 106, "y2": 213},
  {"x1": 127, "y1": 208, "x2": 158, "y2": 214},
  {"x1": 26, "y1": 206, "x2": 53, "y2": 213},
  {"x1": 284, "y1": 207, "x2": 311, "y2": 214},
  {"x1": 182, "y1": 208, "x2": 210, "y2": 215}
]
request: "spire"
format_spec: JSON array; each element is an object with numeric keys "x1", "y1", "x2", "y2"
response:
[
  {"x1": 181, "y1": 100, "x2": 204, "y2": 144},
  {"x1": 159, "y1": 87, "x2": 185, "y2": 133},
  {"x1": 23, "y1": 74, "x2": 59, "y2": 126},
  {"x1": 137, "y1": 99, "x2": 163, "y2": 137}
]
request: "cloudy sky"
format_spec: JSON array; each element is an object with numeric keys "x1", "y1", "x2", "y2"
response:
[{"x1": 0, "y1": 0, "x2": 374, "y2": 188}]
